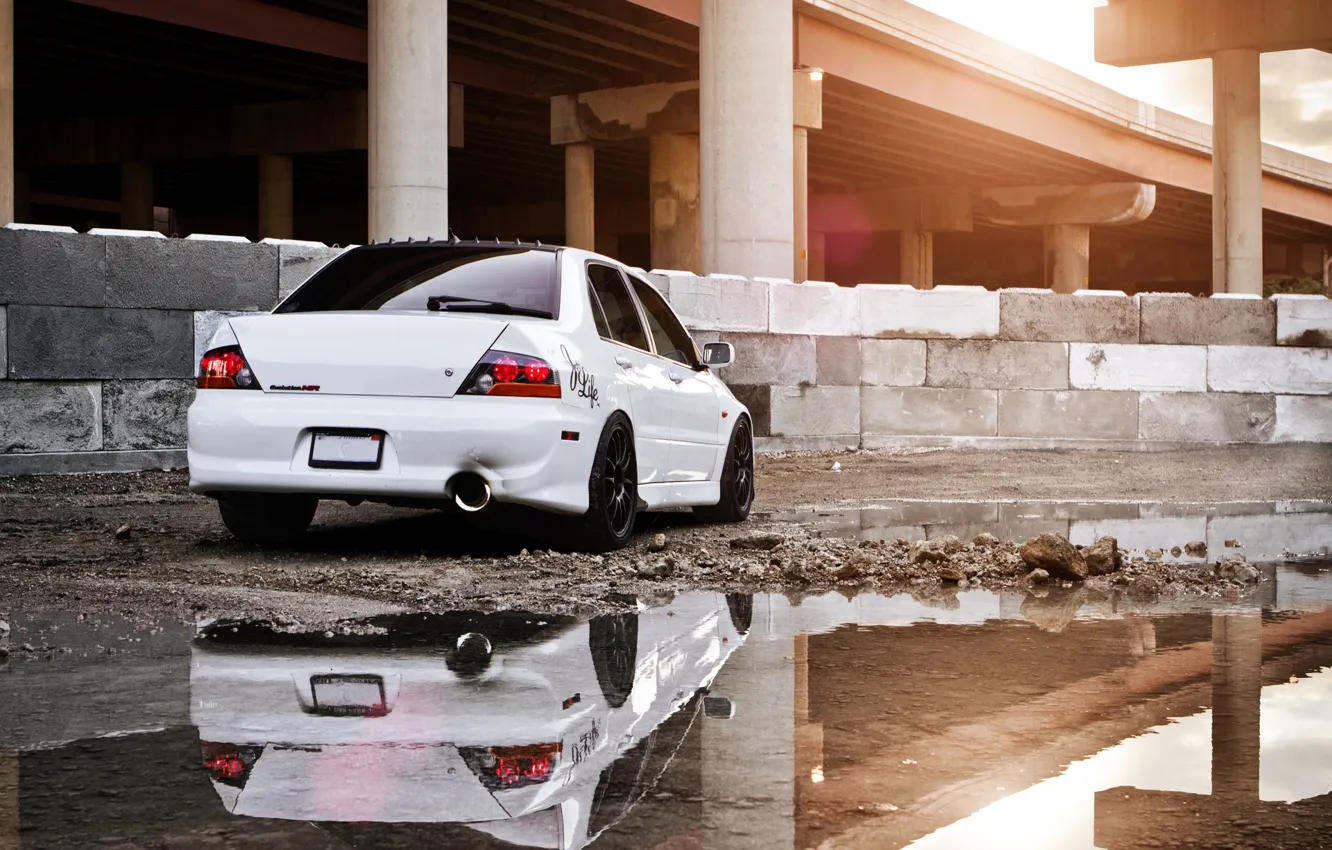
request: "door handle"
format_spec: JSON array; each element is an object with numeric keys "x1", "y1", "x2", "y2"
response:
[
  {"x1": 615, "y1": 356, "x2": 633, "y2": 369},
  {"x1": 669, "y1": 372, "x2": 685, "y2": 384}
]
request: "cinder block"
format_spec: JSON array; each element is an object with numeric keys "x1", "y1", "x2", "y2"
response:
[
  {"x1": 644, "y1": 269, "x2": 691, "y2": 301},
  {"x1": 861, "y1": 284, "x2": 999, "y2": 339},
  {"x1": 666, "y1": 273, "x2": 769, "y2": 332},
  {"x1": 194, "y1": 311, "x2": 262, "y2": 373},
  {"x1": 1138, "y1": 392, "x2": 1275, "y2": 442},
  {"x1": 0, "y1": 227, "x2": 107, "y2": 307},
  {"x1": 105, "y1": 235, "x2": 279, "y2": 311},
  {"x1": 266, "y1": 240, "x2": 344, "y2": 300},
  {"x1": 999, "y1": 290, "x2": 1138, "y2": 343},
  {"x1": 926, "y1": 340, "x2": 1068, "y2": 390},
  {"x1": 103, "y1": 380, "x2": 195, "y2": 450},
  {"x1": 861, "y1": 387, "x2": 997, "y2": 436},
  {"x1": 862, "y1": 339, "x2": 926, "y2": 386},
  {"x1": 694, "y1": 331, "x2": 815, "y2": 386},
  {"x1": 1275, "y1": 295, "x2": 1332, "y2": 347},
  {"x1": 1274, "y1": 395, "x2": 1332, "y2": 442},
  {"x1": 0, "y1": 381, "x2": 102, "y2": 452},
  {"x1": 1207, "y1": 346, "x2": 1332, "y2": 394},
  {"x1": 998, "y1": 390, "x2": 1138, "y2": 439},
  {"x1": 8, "y1": 305, "x2": 194, "y2": 380},
  {"x1": 1070, "y1": 343, "x2": 1206, "y2": 392},
  {"x1": 816, "y1": 336, "x2": 861, "y2": 386},
  {"x1": 1139, "y1": 293, "x2": 1275, "y2": 346},
  {"x1": 727, "y1": 384, "x2": 771, "y2": 437},
  {"x1": 770, "y1": 385, "x2": 860, "y2": 437},
  {"x1": 770, "y1": 280, "x2": 858, "y2": 336}
]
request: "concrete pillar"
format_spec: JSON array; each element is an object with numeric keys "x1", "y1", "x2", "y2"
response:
[
  {"x1": 794, "y1": 127, "x2": 810, "y2": 282},
  {"x1": 1212, "y1": 49, "x2": 1263, "y2": 296},
  {"x1": 1044, "y1": 223, "x2": 1090, "y2": 293},
  {"x1": 1210, "y1": 611, "x2": 1261, "y2": 801},
  {"x1": 700, "y1": 0, "x2": 794, "y2": 279},
  {"x1": 564, "y1": 142, "x2": 595, "y2": 252},
  {"x1": 649, "y1": 133, "x2": 700, "y2": 271},
  {"x1": 120, "y1": 162, "x2": 155, "y2": 232},
  {"x1": 258, "y1": 153, "x2": 294, "y2": 240},
  {"x1": 900, "y1": 228, "x2": 934, "y2": 289},
  {"x1": 0, "y1": 0, "x2": 11, "y2": 226},
  {"x1": 368, "y1": 0, "x2": 449, "y2": 242}
]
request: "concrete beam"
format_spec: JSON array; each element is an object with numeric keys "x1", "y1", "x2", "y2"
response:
[
  {"x1": 978, "y1": 183, "x2": 1156, "y2": 227},
  {"x1": 1095, "y1": 0, "x2": 1332, "y2": 67}
]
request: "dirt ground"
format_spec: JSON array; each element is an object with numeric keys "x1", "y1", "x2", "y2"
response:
[{"x1": 2, "y1": 446, "x2": 1330, "y2": 631}]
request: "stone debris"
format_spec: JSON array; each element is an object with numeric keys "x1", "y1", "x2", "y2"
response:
[
  {"x1": 648, "y1": 533, "x2": 668, "y2": 553},
  {"x1": 910, "y1": 539, "x2": 951, "y2": 565},
  {"x1": 1184, "y1": 540, "x2": 1208, "y2": 558},
  {"x1": 972, "y1": 532, "x2": 999, "y2": 548},
  {"x1": 939, "y1": 566, "x2": 966, "y2": 584},
  {"x1": 730, "y1": 532, "x2": 786, "y2": 551},
  {"x1": 831, "y1": 461, "x2": 842, "y2": 472},
  {"x1": 636, "y1": 559, "x2": 675, "y2": 579},
  {"x1": 1144, "y1": 548, "x2": 1164, "y2": 563},
  {"x1": 1170, "y1": 546, "x2": 1183, "y2": 558},
  {"x1": 1081, "y1": 536, "x2": 1122, "y2": 576},
  {"x1": 1216, "y1": 556, "x2": 1259, "y2": 584},
  {"x1": 114, "y1": 524, "x2": 133, "y2": 540},
  {"x1": 1224, "y1": 539, "x2": 1242, "y2": 548},
  {"x1": 1027, "y1": 568, "x2": 1051, "y2": 584},
  {"x1": 1019, "y1": 533, "x2": 1088, "y2": 581}
]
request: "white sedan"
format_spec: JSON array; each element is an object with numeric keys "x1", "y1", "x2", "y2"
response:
[{"x1": 187, "y1": 241, "x2": 754, "y2": 551}]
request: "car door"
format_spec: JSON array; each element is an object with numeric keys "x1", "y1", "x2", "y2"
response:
[
  {"x1": 625, "y1": 273, "x2": 723, "y2": 483},
  {"x1": 586, "y1": 263, "x2": 675, "y2": 486}
]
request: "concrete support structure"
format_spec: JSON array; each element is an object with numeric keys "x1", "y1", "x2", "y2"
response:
[
  {"x1": 700, "y1": 0, "x2": 794, "y2": 280},
  {"x1": 119, "y1": 162, "x2": 154, "y2": 232},
  {"x1": 649, "y1": 133, "x2": 700, "y2": 271},
  {"x1": 1210, "y1": 611, "x2": 1262, "y2": 800},
  {"x1": 564, "y1": 143, "x2": 595, "y2": 252},
  {"x1": 901, "y1": 228, "x2": 935, "y2": 289},
  {"x1": 0, "y1": 0, "x2": 11, "y2": 226},
  {"x1": 257, "y1": 153, "x2": 294, "y2": 240},
  {"x1": 1044, "y1": 224, "x2": 1090, "y2": 293},
  {"x1": 368, "y1": 0, "x2": 448, "y2": 242},
  {"x1": 1212, "y1": 49, "x2": 1264, "y2": 296},
  {"x1": 794, "y1": 126, "x2": 810, "y2": 282}
]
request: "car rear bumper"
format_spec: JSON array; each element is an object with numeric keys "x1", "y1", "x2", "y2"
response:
[{"x1": 187, "y1": 390, "x2": 602, "y2": 514}]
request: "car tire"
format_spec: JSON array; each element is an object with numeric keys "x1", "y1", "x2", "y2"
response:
[
  {"x1": 217, "y1": 492, "x2": 318, "y2": 546},
  {"x1": 589, "y1": 610, "x2": 638, "y2": 709},
  {"x1": 693, "y1": 416, "x2": 754, "y2": 524},
  {"x1": 565, "y1": 412, "x2": 638, "y2": 553}
]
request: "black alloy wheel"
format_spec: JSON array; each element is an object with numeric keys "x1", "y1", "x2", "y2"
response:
[
  {"x1": 604, "y1": 424, "x2": 636, "y2": 539},
  {"x1": 693, "y1": 416, "x2": 754, "y2": 523},
  {"x1": 564, "y1": 412, "x2": 638, "y2": 552}
]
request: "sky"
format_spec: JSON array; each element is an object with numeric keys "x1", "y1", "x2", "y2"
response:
[{"x1": 905, "y1": 0, "x2": 1332, "y2": 163}]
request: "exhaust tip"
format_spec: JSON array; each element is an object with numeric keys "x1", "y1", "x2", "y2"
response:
[{"x1": 450, "y1": 474, "x2": 491, "y2": 513}]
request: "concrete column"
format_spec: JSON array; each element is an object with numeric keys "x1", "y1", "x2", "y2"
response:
[
  {"x1": 649, "y1": 133, "x2": 700, "y2": 271},
  {"x1": 1210, "y1": 611, "x2": 1261, "y2": 801},
  {"x1": 120, "y1": 162, "x2": 155, "y2": 232},
  {"x1": 0, "y1": 0, "x2": 11, "y2": 226},
  {"x1": 368, "y1": 0, "x2": 449, "y2": 242},
  {"x1": 564, "y1": 142, "x2": 595, "y2": 252},
  {"x1": 1044, "y1": 224, "x2": 1090, "y2": 293},
  {"x1": 900, "y1": 228, "x2": 934, "y2": 289},
  {"x1": 1212, "y1": 49, "x2": 1263, "y2": 296},
  {"x1": 794, "y1": 127, "x2": 810, "y2": 282},
  {"x1": 258, "y1": 154, "x2": 294, "y2": 240},
  {"x1": 700, "y1": 0, "x2": 794, "y2": 279}
]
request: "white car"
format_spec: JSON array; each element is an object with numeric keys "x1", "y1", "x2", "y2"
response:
[
  {"x1": 188, "y1": 241, "x2": 754, "y2": 551},
  {"x1": 190, "y1": 592, "x2": 753, "y2": 849}
]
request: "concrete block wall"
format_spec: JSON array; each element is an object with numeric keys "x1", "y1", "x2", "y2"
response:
[
  {"x1": 0, "y1": 226, "x2": 343, "y2": 475},
  {"x1": 2, "y1": 229, "x2": 1330, "y2": 474}
]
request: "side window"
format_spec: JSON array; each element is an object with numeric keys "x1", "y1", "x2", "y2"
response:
[
  {"x1": 587, "y1": 264, "x2": 649, "y2": 351},
  {"x1": 586, "y1": 282, "x2": 612, "y2": 338},
  {"x1": 628, "y1": 275, "x2": 698, "y2": 366}
]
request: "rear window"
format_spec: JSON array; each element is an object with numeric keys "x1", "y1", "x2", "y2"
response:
[{"x1": 277, "y1": 246, "x2": 561, "y2": 318}]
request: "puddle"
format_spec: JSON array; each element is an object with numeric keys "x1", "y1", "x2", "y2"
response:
[{"x1": 5, "y1": 570, "x2": 1332, "y2": 848}]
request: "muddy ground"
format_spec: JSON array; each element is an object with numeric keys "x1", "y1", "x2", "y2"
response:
[{"x1": 2, "y1": 446, "x2": 1331, "y2": 634}]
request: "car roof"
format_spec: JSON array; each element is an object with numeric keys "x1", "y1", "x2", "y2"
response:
[{"x1": 355, "y1": 238, "x2": 562, "y2": 253}]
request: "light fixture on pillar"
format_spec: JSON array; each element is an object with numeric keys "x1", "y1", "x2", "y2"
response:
[{"x1": 808, "y1": 68, "x2": 823, "y2": 82}]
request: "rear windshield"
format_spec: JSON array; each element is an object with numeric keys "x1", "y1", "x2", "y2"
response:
[{"x1": 277, "y1": 246, "x2": 561, "y2": 317}]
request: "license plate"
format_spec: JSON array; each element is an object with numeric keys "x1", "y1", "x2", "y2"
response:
[
  {"x1": 310, "y1": 430, "x2": 384, "y2": 470},
  {"x1": 310, "y1": 674, "x2": 387, "y2": 714}
]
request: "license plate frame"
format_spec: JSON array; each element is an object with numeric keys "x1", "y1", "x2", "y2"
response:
[
  {"x1": 309, "y1": 674, "x2": 388, "y2": 716},
  {"x1": 309, "y1": 429, "x2": 385, "y2": 470}
]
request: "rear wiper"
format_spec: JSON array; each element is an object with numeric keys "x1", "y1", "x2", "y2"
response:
[{"x1": 426, "y1": 295, "x2": 553, "y2": 319}]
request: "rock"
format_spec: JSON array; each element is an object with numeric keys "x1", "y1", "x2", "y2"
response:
[
  {"x1": 1217, "y1": 558, "x2": 1259, "y2": 584},
  {"x1": 1027, "y1": 568, "x2": 1050, "y2": 584},
  {"x1": 833, "y1": 563, "x2": 862, "y2": 582},
  {"x1": 831, "y1": 461, "x2": 842, "y2": 472},
  {"x1": 937, "y1": 535, "x2": 965, "y2": 554},
  {"x1": 910, "y1": 540, "x2": 950, "y2": 565},
  {"x1": 782, "y1": 560, "x2": 809, "y2": 583},
  {"x1": 1019, "y1": 533, "x2": 1088, "y2": 581},
  {"x1": 648, "y1": 533, "x2": 667, "y2": 553},
  {"x1": 1184, "y1": 540, "x2": 1208, "y2": 558},
  {"x1": 972, "y1": 532, "x2": 999, "y2": 548},
  {"x1": 20, "y1": 643, "x2": 35, "y2": 653},
  {"x1": 939, "y1": 566, "x2": 966, "y2": 584},
  {"x1": 1169, "y1": 546, "x2": 1182, "y2": 558},
  {"x1": 636, "y1": 560, "x2": 674, "y2": 579},
  {"x1": 1224, "y1": 539, "x2": 1242, "y2": 548},
  {"x1": 114, "y1": 523, "x2": 133, "y2": 540},
  {"x1": 0, "y1": 646, "x2": 8, "y2": 658},
  {"x1": 1144, "y1": 548, "x2": 1164, "y2": 563},
  {"x1": 0, "y1": 620, "x2": 8, "y2": 635},
  {"x1": 1082, "y1": 536, "x2": 1122, "y2": 576},
  {"x1": 813, "y1": 552, "x2": 838, "y2": 573},
  {"x1": 730, "y1": 533, "x2": 786, "y2": 551},
  {"x1": 1020, "y1": 587, "x2": 1090, "y2": 633}
]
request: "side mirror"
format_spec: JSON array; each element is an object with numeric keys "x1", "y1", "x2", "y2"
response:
[{"x1": 702, "y1": 342, "x2": 735, "y2": 369}]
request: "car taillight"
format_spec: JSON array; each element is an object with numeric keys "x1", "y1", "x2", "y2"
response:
[
  {"x1": 198, "y1": 346, "x2": 260, "y2": 390},
  {"x1": 460, "y1": 743, "x2": 561, "y2": 789},
  {"x1": 202, "y1": 742, "x2": 263, "y2": 788},
  {"x1": 460, "y1": 350, "x2": 560, "y2": 399}
]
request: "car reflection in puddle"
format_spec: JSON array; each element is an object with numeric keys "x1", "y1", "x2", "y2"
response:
[{"x1": 189, "y1": 594, "x2": 755, "y2": 848}]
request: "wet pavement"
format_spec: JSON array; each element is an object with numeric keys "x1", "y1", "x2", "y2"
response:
[{"x1": 4, "y1": 554, "x2": 1332, "y2": 849}]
